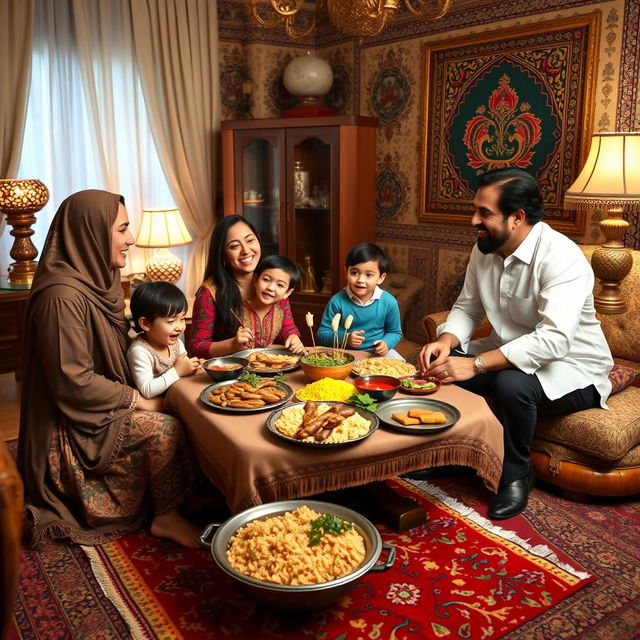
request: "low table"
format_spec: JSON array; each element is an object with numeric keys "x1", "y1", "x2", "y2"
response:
[{"x1": 166, "y1": 353, "x2": 504, "y2": 515}]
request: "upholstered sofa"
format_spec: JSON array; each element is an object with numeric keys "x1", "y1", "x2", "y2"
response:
[
  {"x1": 381, "y1": 272, "x2": 425, "y2": 331},
  {"x1": 422, "y1": 244, "x2": 640, "y2": 499}
]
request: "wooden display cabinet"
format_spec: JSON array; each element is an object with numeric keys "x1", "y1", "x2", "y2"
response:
[{"x1": 221, "y1": 116, "x2": 378, "y2": 331}]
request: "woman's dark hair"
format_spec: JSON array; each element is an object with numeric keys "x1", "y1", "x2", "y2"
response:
[
  {"x1": 129, "y1": 281, "x2": 187, "y2": 333},
  {"x1": 345, "y1": 243, "x2": 390, "y2": 275},
  {"x1": 255, "y1": 255, "x2": 301, "y2": 290},
  {"x1": 476, "y1": 168, "x2": 544, "y2": 224},
  {"x1": 202, "y1": 215, "x2": 260, "y2": 333}
]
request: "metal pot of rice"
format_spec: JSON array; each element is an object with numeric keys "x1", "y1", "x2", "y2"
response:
[{"x1": 200, "y1": 499, "x2": 395, "y2": 612}]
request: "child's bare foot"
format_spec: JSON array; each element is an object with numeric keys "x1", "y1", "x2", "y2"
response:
[{"x1": 150, "y1": 510, "x2": 202, "y2": 548}]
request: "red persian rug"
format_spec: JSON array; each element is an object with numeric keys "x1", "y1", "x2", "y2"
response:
[{"x1": 47, "y1": 478, "x2": 591, "y2": 640}]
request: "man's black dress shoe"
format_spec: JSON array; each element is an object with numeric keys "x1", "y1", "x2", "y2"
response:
[{"x1": 488, "y1": 466, "x2": 535, "y2": 520}]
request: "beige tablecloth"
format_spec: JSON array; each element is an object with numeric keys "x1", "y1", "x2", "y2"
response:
[{"x1": 166, "y1": 353, "x2": 504, "y2": 512}]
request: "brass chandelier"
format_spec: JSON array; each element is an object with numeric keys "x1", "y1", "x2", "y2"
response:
[{"x1": 248, "y1": 0, "x2": 453, "y2": 39}]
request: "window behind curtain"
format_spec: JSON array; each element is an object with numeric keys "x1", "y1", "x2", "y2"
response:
[{"x1": 0, "y1": 0, "x2": 188, "y2": 285}]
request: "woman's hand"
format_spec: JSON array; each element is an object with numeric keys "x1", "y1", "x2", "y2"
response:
[
  {"x1": 175, "y1": 353, "x2": 201, "y2": 377},
  {"x1": 233, "y1": 326, "x2": 254, "y2": 351},
  {"x1": 284, "y1": 334, "x2": 305, "y2": 354},
  {"x1": 347, "y1": 330, "x2": 365, "y2": 348}
]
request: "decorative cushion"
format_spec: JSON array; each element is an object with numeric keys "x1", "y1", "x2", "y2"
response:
[
  {"x1": 532, "y1": 438, "x2": 640, "y2": 468},
  {"x1": 535, "y1": 386, "x2": 640, "y2": 461},
  {"x1": 609, "y1": 363, "x2": 639, "y2": 395},
  {"x1": 536, "y1": 387, "x2": 640, "y2": 460}
]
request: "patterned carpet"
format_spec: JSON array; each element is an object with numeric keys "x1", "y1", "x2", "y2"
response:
[
  {"x1": 12, "y1": 471, "x2": 640, "y2": 639},
  {"x1": 424, "y1": 474, "x2": 640, "y2": 639}
]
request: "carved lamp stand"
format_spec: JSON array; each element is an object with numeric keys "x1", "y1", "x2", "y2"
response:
[
  {"x1": 564, "y1": 132, "x2": 640, "y2": 314},
  {"x1": 0, "y1": 179, "x2": 49, "y2": 287}
]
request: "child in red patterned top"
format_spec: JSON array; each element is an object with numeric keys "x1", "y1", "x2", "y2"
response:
[{"x1": 241, "y1": 255, "x2": 304, "y2": 354}]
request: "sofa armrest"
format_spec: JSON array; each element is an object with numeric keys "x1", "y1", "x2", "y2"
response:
[
  {"x1": 422, "y1": 311, "x2": 449, "y2": 343},
  {"x1": 422, "y1": 312, "x2": 492, "y2": 344}
]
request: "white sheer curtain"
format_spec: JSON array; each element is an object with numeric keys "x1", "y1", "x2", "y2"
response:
[
  {"x1": 0, "y1": 0, "x2": 188, "y2": 285},
  {"x1": 131, "y1": 0, "x2": 220, "y2": 297}
]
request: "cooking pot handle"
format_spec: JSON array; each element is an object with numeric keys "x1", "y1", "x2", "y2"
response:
[
  {"x1": 370, "y1": 543, "x2": 396, "y2": 572},
  {"x1": 199, "y1": 522, "x2": 221, "y2": 548}
]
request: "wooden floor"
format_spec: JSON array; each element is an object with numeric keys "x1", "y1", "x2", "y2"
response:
[{"x1": 1, "y1": 372, "x2": 20, "y2": 441}]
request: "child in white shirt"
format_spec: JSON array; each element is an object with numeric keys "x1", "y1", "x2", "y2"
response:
[{"x1": 127, "y1": 282, "x2": 201, "y2": 398}]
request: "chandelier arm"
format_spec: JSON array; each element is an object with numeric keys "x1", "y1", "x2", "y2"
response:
[
  {"x1": 403, "y1": 0, "x2": 452, "y2": 20},
  {"x1": 284, "y1": 0, "x2": 322, "y2": 39},
  {"x1": 269, "y1": 0, "x2": 305, "y2": 17},
  {"x1": 249, "y1": 0, "x2": 285, "y2": 28}
]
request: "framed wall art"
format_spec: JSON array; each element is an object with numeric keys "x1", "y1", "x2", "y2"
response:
[{"x1": 420, "y1": 13, "x2": 600, "y2": 233}]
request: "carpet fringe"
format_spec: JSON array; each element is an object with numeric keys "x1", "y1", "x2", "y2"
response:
[
  {"x1": 406, "y1": 479, "x2": 591, "y2": 581},
  {"x1": 82, "y1": 545, "x2": 149, "y2": 640}
]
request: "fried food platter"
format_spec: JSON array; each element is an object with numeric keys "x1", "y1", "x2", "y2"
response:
[
  {"x1": 232, "y1": 347, "x2": 301, "y2": 374},
  {"x1": 266, "y1": 401, "x2": 379, "y2": 448},
  {"x1": 200, "y1": 379, "x2": 294, "y2": 413},
  {"x1": 377, "y1": 398, "x2": 460, "y2": 434}
]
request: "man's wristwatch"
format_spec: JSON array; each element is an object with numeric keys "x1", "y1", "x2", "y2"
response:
[{"x1": 474, "y1": 355, "x2": 487, "y2": 374}]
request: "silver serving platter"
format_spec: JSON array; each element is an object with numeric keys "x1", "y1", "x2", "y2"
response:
[
  {"x1": 200, "y1": 379, "x2": 294, "y2": 413},
  {"x1": 232, "y1": 347, "x2": 301, "y2": 374},
  {"x1": 201, "y1": 499, "x2": 395, "y2": 612},
  {"x1": 376, "y1": 397, "x2": 461, "y2": 434},
  {"x1": 266, "y1": 401, "x2": 379, "y2": 447}
]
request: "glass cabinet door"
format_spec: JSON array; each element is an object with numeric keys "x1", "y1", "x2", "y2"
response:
[
  {"x1": 235, "y1": 131, "x2": 285, "y2": 258},
  {"x1": 287, "y1": 128, "x2": 339, "y2": 298}
]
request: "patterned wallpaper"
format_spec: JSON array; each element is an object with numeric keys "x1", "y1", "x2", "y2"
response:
[{"x1": 218, "y1": 0, "x2": 640, "y2": 342}]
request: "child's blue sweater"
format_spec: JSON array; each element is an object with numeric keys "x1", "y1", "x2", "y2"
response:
[{"x1": 317, "y1": 289, "x2": 402, "y2": 351}]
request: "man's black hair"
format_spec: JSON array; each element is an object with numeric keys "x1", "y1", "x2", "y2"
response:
[{"x1": 477, "y1": 168, "x2": 544, "y2": 224}]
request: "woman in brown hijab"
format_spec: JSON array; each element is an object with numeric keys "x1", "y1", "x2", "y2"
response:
[{"x1": 17, "y1": 190, "x2": 202, "y2": 548}]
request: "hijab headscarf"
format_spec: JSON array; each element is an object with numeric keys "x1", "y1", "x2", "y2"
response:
[
  {"x1": 18, "y1": 190, "x2": 137, "y2": 544},
  {"x1": 29, "y1": 189, "x2": 130, "y2": 343}
]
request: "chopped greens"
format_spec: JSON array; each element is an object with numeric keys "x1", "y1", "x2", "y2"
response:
[
  {"x1": 308, "y1": 514, "x2": 353, "y2": 546},
  {"x1": 273, "y1": 373, "x2": 288, "y2": 383},
  {"x1": 238, "y1": 370, "x2": 262, "y2": 387},
  {"x1": 303, "y1": 352, "x2": 351, "y2": 367},
  {"x1": 347, "y1": 392, "x2": 378, "y2": 413}
]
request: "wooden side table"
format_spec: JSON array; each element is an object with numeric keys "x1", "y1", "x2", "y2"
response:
[{"x1": 0, "y1": 287, "x2": 30, "y2": 379}]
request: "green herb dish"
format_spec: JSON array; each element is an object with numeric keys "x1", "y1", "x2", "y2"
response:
[
  {"x1": 300, "y1": 350, "x2": 355, "y2": 382},
  {"x1": 399, "y1": 376, "x2": 441, "y2": 396},
  {"x1": 303, "y1": 352, "x2": 352, "y2": 367},
  {"x1": 308, "y1": 514, "x2": 353, "y2": 546}
]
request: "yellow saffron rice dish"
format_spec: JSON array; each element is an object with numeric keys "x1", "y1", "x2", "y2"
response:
[
  {"x1": 226, "y1": 505, "x2": 366, "y2": 585},
  {"x1": 296, "y1": 377, "x2": 357, "y2": 402},
  {"x1": 274, "y1": 403, "x2": 371, "y2": 444},
  {"x1": 352, "y1": 357, "x2": 416, "y2": 378}
]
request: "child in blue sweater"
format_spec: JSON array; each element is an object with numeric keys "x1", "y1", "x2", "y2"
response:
[{"x1": 318, "y1": 243, "x2": 403, "y2": 358}]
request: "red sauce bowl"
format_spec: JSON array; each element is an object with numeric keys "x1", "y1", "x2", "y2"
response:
[{"x1": 353, "y1": 375, "x2": 401, "y2": 402}]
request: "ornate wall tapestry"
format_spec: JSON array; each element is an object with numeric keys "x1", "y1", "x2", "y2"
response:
[{"x1": 420, "y1": 13, "x2": 600, "y2": 233}]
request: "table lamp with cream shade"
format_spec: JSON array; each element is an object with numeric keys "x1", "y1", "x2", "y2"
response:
[
  {"x1": 135, "y1": 207, "x2": 192, "y2": 283},
  {"x1": 0, "y1": 179, "x2": 49, "y2": 288},
  {"x1": 564, "y1": 131, "x2": 640, "y2": 314}
]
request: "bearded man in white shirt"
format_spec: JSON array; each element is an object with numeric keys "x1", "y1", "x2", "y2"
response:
[{"x1": 419, "y1": 167, "x2": 613, "y2": 520}]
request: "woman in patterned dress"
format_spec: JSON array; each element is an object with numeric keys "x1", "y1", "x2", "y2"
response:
[{"x1": 17, "y1": 190, "x2": 201, "y2": 548}]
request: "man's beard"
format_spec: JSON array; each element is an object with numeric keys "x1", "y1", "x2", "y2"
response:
[{"x1": 476, "y1": 224, "x2": 510, "y2": 254}]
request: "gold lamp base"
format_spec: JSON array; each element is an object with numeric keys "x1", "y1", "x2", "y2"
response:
[
  {"x1": 146, "y1": 248, "x2": 183, "y2": 283},
  {"x1": 591, "y1": 207, "x2": 632, "y2": 315}
]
